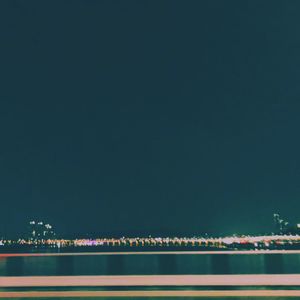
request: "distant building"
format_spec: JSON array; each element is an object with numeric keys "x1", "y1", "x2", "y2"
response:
[
  {"x1": 273, "y1": 214, "x2": 300, "y2": 235},
  {"x1": 28, "y1": 221, "x2": 56, "y2": 241},
  {"x1": 273, "y1": 213, "x2": 288, "y2": 234}
]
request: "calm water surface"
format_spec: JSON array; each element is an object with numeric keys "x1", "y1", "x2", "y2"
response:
[
  {"x1": 1, "y1": 252, "x2": 300, "y2": 299},
  {"x1": 1, "y1": 252, "x2": 300, "y2": 276}
]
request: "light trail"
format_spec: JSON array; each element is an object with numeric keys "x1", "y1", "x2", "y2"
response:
[
  {"x1": 2, "y1": 274, "x2": 300, "y2": 287},
  {"x1": 1, "y1": 249, "x2": 300, "y2": 257},
  {"x1": 1, "y1": 290, "x2": 300, "y2": 298}
]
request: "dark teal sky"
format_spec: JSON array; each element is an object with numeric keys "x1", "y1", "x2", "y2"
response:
[{"x1": 1, "y1": 1, "x2": 300, "y2": 237}]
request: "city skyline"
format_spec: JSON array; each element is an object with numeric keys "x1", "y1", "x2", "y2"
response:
[
  {"x1": 2, "y1": 217, "x2": 300, "y2": 252},
  {"x1": 1, "y1": 1, "x2": 300, "y2": 237},
  {"x1": 1, "y1": 213, "x2": 300, "y2": 239}
]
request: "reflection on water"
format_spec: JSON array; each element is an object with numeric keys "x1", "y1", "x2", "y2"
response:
[
  {"x1": 1, "y1": 252, "x2": 300, "y2": 299},
  {"x1": 1, "y1": 252, "x2": 300, "y2": 276}
]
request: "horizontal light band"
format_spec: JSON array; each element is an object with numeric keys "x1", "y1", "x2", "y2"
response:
[
  {"x1": 1, "y1": 290, "x2": 300, "y2": 298},
  {"x1": 1, "y1": 249, "x2": 300, "y2": 257},
  {"x1": 1, "y1": 274, "x2": 300, "y2": 287}
]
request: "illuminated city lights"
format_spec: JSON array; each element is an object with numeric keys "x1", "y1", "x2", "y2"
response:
[
  {"x1": 1, "y1": 218, "x2": 300, "y2": 251},
  {"x1": 0, "y1": 234, "x2": 300, "y2": 250}
]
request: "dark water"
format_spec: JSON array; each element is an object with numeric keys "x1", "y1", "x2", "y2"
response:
[
  {"x1": 1, "y1": 252, "x2": 300, "y2": 276},
  {"x1": 1, "y1": 252, "x2": 300, "y2": 299}
]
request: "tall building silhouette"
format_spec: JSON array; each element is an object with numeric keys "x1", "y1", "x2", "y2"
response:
[{"x1": 28, "y1": 221, "x2": 55, "y2": 240}]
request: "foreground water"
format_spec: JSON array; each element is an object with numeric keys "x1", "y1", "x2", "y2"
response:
[
  {"x1": 2, "y1": 251, "x2": 300, "y2": 275},
  {"x1": 1, "y1": 251, "x2": 300, "y2": 299}
]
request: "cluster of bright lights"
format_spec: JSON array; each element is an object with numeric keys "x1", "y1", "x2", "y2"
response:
[
  {"x1": 1, "y1": 234, "x2": 300, "y2": 249},
  {"x1": 221, "y1": 235, "x2": 300, "y2": 245},
  {"x1": 72, "y1": 237, "x2": 216, "y2": 247}
]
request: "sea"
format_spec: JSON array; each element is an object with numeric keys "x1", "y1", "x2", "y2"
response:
[{"x1": 1, "y1": 250, "x2": 300, "y2": 299}]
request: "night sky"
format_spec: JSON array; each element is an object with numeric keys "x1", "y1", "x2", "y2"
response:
[{"x1": 1, "y1": 1, "x2": 300, "y2": 237}]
